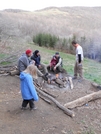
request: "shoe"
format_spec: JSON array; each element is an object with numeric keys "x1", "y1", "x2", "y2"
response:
[
  {"x1": 30, "y1": 107, "x2": 37, "y2": 111},
  {"x1": 72, "y1": 76, "x2": 77, "y2": 79},
  {"x1": 42, "y1": 74, "x2": 48, "y2": 81},
  {"x1": 42, "y1": 75, "x2": 47, "y2": 81},
  {"x1": 21, "y1": 107, "x2": 27, "y2": 110},
  {"x1": 78, "y1": 78, "x2": 83, "y2": 82},
  {"x1": 45, "y1": 73, "x2": 48, "y2": 76}
]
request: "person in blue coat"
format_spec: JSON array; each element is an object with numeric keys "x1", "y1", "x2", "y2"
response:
[{"x1": 20, "y1": 64, "x2": 38, "y2": 110}]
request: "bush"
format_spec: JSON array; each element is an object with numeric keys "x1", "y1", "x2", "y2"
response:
[{"x1": 33, "y1": 33, "x2": 58, "y2": 48}]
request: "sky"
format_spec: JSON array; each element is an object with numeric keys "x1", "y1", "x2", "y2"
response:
[{"x1": 0, "y1": 0, "x2": 101, "y2": 11}]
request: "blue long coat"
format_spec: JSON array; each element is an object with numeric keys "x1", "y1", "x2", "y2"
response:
[{"x1": 20, "y1": 72, "x2": 38, "y2": 101}]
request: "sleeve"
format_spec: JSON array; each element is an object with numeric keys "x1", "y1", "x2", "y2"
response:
[
  {"x1": 29, "y1": 57, "x2": 32, "y2": 63},
  {"x1": 55, "y1": 58, "x2": 62, "y2": 67},
  {"x1": 36, "y1": 57, "x2": 41, "y2": 67},
  {"x1": 23, "y1": 56, "x2": 30, "y2": 67},
  {"x1": 78, "y1": 54, "x2": 81, "y2": 63},
  {"x1": 31, "y1": 55, "x2": 35, "y2": 61},
  {"x1": 27, "y1": 76, "x2": 38, "y2": 101},
  {"x1": 76, "y1": 46, "x2": 83, "y2": 62}
]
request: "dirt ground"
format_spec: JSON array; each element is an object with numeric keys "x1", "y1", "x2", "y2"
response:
[{"x1": 0, "y1": 75, "x2": 101, "y2": 134}]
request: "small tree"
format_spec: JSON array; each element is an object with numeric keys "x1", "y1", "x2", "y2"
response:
[{"x1": 33, "y1": 33, "x2": 58, "y2": 48}]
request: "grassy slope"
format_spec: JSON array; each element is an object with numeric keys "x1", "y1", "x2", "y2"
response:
[
  {"x1": 0, "y1": 42, "x2": 101, "y2": 84},
  {"x1": 29, "y1": 43, "x2": 101, "y2": 84}
]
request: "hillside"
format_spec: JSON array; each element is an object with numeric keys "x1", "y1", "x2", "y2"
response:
[
  {"x1": 0, "y1": 7, "x2": 101, "y2": 60},
  {"x1": 0, "y1": 7, "x2": 101, "y2": 40},
  {"x1": 1, "y1": 7, "x2": 101, "y2": 39}
]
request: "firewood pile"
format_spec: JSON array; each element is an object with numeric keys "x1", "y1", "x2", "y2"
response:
[
  {"x1": 0, "y1": 51, "x2": 23, "y2": 75},
  {"x1": 0, "y1": 55, "x2": 18, "y2": 75}
]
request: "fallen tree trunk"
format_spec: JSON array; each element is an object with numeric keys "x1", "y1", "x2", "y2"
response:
[
  {"x1": 64, "y1": 91, "x2": 101, "y2": 109},
  {"x1": 35, "y1": 85, "x2": 75, "y2": 117}
]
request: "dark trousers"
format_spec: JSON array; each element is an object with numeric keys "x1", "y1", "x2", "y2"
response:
[
  {"x1": 49, "y1": 65, "x2": 63, "y2": 73},
  {"x1": 22, "y1": 99, "x2": 34, "y2": 109}
]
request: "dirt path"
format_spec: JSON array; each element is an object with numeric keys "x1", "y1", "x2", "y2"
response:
[{"x1": 0, "y1": 75, "x2": 101, "y2": 134}]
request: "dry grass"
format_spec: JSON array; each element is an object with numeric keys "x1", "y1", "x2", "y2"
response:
[
  {"x1": 0, "y1": 7, "x2": 101, "y2": 62},
  {"x1": 0, "y1": 7, "x2": 101, "y2": 41}
]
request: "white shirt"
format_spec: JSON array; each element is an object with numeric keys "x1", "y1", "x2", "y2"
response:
[{"x1": 76, "y1": 45, "x2": 84, "y2": 61}]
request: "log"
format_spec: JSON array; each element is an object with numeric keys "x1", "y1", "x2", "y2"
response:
[
  {"x1": 39, "y1": 94, "x2": 52, "y2": 104},
  {"x1": 68, "y1": 77, "x2": 73, "y2": 89},
  {"x1": 64, "y1": 91, "x2": 101, "y2": 109},
  {"x1": 0, "y1": 67, "x2": 14, "y2": 71},
  {"x1": 0, "y1": 65, "x2": 16, "y2": 68},
  {"x1": 91, "y1": 82, "x2": 101, "y2": 90},
  {"x1": 34, "y1": 81, "x2": 58, "y2": 98},
  {"x1": 35, "y1": 85, "x2": 75, "y2": 117},
  {"x1": 0, "y1": 73, "x2": 9, "y2": 77},
  {"x1": 10, "y1": 69, "x2": 19, "y2": 76},
  {"x1": 41, "y1": 89, "x2": 58, "y2": 98}
]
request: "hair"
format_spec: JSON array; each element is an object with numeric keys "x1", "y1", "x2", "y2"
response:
[
  {"x1": 72, "y1": 40, "x2": 77, "y2": 45},
  {"x1": 55, "y1": 52, "x2": 59, "y2": 55},
  {"x1": 24, "y1": 64, "x2": 37, "y2": 79},
  {"x1": 34, "y1": 50, "x2": 39, "y2": 55}
]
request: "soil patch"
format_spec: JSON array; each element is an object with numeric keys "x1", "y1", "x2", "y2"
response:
[{"x1": 0, "y1": 75, "x2": 101, "y2": 134}]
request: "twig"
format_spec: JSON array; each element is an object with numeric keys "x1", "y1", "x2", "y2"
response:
[
  {"x1": 39, "y1": 94, "x2": 52, "y2": 104},
  {"x1": 0, "y1": 73, "x2": 10, "y2": 77},
  {"x1": 34, "y1": 82, "x2": 58, "y2": 98}
]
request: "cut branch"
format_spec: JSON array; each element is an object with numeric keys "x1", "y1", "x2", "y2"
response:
[
  {"x1": 0, "y1": 54, "x2": 18, "y2": 64},
  {"x1": 39, "y1": 94, "x2": 52, "y2": 104},
  {"x1": 68, "y1": 77, "x2": 73, "y2": 89},
  {"x1": 64, "y1": 91, "x2": 101, "y2": 109},
  {"x1": 40, "y1": 89, "x2": 58, "y2": 98},
  {"x1": 35, "y1": 84, "x2": 75, "y2": 117},
  {"x1": 91, "y1": 82, "x2": 101, "y2": 90}
]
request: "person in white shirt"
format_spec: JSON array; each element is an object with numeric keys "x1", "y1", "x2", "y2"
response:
[{"x1": 72, "y1": 40, "x2": 84, "y2": 79}]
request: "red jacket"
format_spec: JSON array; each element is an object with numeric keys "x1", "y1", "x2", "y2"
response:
[{"x1": 50, "y1": 56, "x2": 57, "y2": 67}]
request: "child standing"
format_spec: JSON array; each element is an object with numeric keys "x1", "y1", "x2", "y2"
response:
[{"x1": 20, "y1": 64, "x2": 38, "y2": 110}]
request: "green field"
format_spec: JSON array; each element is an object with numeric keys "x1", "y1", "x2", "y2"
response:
[{"x1": 0, "y1": 43, "x2": 101, "y2": 85}]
